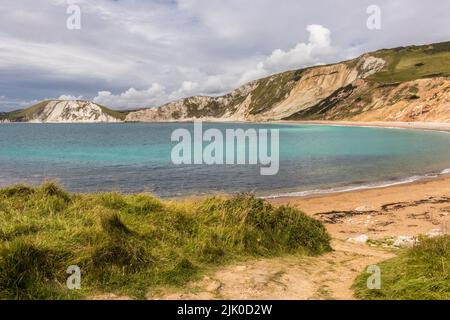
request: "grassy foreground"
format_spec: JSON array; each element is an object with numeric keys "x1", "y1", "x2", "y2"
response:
[
  {"x1": 354, "y1": 236, "x2": 450, "y2": 300},
  {"x1": 0, "y1": 183, "x2": 331, "y2": 299}
]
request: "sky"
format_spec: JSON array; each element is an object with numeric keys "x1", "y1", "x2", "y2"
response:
[{"x1": 0, "y1": 0, "x2": 449, "y2": 111}]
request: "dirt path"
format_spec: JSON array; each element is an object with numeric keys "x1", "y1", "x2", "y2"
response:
[{"x1": 151, "y1": 240, "x2": 394, "y2": 300}]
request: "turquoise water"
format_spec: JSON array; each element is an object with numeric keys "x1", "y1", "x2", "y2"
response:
[{"x1": 1, "y1": 123, "x2": 450, "y2": 197}]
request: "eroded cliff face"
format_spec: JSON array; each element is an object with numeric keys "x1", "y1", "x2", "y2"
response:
[
  {"x1": 351, "y1": 78, "x2": 450, "y2": 122},
  {"x1": 125, "y1": 83, "x2": 257, "y2": 122},
  {"x1": 16, "y1": 101, "x2": 123, "y2": 123},
  {"x1": 286, "y1": 77, "x2": 450, "y2": 122},
  {"x1": 124, "y1": 54, "x2": 388, "y2": 122}
]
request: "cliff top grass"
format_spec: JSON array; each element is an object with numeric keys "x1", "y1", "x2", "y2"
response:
[
  {"x1": 369, "y1": 41, "x2": 450, "y2": 84},
  {"x1": 97, "y1": 104, "x2": 128, "y2": 120},
  {"x1": 2, "y1": 100, "x2": 128, "y2": 122},
  {"x1": 353, "y1": 235, "x2": 450, "y2": 300},
  {"x1": 4, "y1": 100, "x2": 50, "y2": 121},
  {"x1": 0, "y1": 183, "x2": 331, "y2": 300}
]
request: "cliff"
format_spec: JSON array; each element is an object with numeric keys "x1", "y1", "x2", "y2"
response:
[
  {"x1": 3, "y1": 41, "x2": 449, "y2": 123},
  {"x1": 124, "y1": 41, "x2": 450, "y2": 123}
]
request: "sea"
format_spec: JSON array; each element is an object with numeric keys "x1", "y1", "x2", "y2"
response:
[{"x1": 1, "y1": 122, "x2": 450, "y2": 198}]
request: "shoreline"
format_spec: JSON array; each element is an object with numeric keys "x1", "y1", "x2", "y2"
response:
[
  {"x1": 269, "y1": 171, "x2": 450, "y2": 241},
  {"x1": 262, "y1": 168, "x2": 450, "y2": 200},
  {"x1": 275, "y1": 120, "x2": 450, "y2": 133},
  {"x1": 4, "y1": 119, "x2": 450, "y2": 133}
]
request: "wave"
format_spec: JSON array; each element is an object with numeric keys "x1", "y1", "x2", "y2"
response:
[{"x1": 264, "y1": 167, "x2": 450, "y2": 199}]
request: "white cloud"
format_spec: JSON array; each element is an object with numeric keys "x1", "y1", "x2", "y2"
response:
[
  {"x1": 178, "y1": 81, "x2": 199, "y2": 94},
  {"x1": 58, "y1": 94, "x2": 83, "y2": 100},
  {"x1": 240, "y1": 24, "x2": 335, "y2": 84},
  {"x1": 91, "y1": 25, "x2": 335, "y2": 109},
  {"x1": 0, "y1": 35, "x2": 134, "y2": 82},
  {"x1": 93, "y1": 83, "x2": 166, "y2": 109}
]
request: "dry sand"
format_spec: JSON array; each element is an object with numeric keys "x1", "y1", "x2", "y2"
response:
[
  {"x1": 270, "y1": 173, "x2": 450, "y2": 241},
  {"x1": 277, "y1": 120, "x2": 450, "y2": 133}
]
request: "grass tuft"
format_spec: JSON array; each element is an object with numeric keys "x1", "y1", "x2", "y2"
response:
[
  {"x1": 0, "y1": 185, "x2": 35, "y2": 198},
  {"x1": 40, "y1": 182, "x2": 70, "y2": 202}
]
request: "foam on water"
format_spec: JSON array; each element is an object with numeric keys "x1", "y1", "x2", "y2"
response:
[{"x1": 264, "y1": 168, "x2": 450, "y2": 199}]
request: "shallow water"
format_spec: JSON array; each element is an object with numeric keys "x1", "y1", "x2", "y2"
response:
[{"x1": 1, "y1": 123, "x2": 450, "y2": 197}]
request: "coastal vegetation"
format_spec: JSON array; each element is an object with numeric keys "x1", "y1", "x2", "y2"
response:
[
  {"x1": 0, "y1": 183, "x2": 331, "y2": 299},
  {"x1": 353, "y1": 235, "x2": 450, "y2": 300}
]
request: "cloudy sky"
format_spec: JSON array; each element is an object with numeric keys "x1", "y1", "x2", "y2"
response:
[{"x1": 0, "y1": 0, "x2": 449, "y2": 111}]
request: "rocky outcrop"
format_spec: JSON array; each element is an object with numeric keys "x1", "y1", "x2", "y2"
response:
[
  {"x1": 31, "y1": 101, "x2": 122, "y2": 123},
  {"x1": 287, "y1": 77, "x2": 450, "y2": 122}
]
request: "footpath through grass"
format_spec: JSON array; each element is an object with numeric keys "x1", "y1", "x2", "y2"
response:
[
  {"x1": 0, "y1": 183, "x2": 331, "y2": 299},
  {"x1": 354, "y1": 235, "x2": 450, "y2": 300}
]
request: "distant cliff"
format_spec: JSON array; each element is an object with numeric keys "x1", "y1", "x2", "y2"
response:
[
  {"x1": 2, "y1": 41, "x2": 449, "y2": 123},
  {"x1": 1, "y1": 100, "x2": 126, "y2": 123}
]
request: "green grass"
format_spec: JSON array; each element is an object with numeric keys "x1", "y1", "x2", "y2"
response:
[
  {"x1": 353, "y1": 235, "x2": 450, "y2": 300},
  {"x1": 5, "y1": 100, "x2": 51, "y2": 121},
  {"x1": 97, "y1": 104, "x2": 128, "y2": 120},
  {"x1": 368, "y1": 41, "x2": 450, "y2": 84},
  {"x1": 0, "y1": 183, "x2": 331, "y2": 300}
]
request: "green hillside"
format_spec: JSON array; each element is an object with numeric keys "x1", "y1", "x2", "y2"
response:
[
  {"x1": 4, "y1": 100, "x2": 50, "y2": 122},
  {"x1": 368, "y1": 41, "x2": 450, "y2": 84}
]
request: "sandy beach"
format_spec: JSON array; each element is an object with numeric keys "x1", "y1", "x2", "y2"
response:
[
  {"x1": 270, "y1": 170, "x2": 450, "y2": 241},
  {"x1": 278, "y1": 120, "x2": 450, "y2": 133}
]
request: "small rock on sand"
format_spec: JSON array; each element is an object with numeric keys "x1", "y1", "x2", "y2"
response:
[
  {"x1": 393, "y1": 235, "x2": 417, "y2": 248},
  {"x1": 346, "y1": 234, "x2": 369, "y2": 244},
  {"x1": 426, "y1": 228, "x2": 444, "y2": 238},
  {"x1": 354, "y1": 205, "x2": 373, "y2": 212}
]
